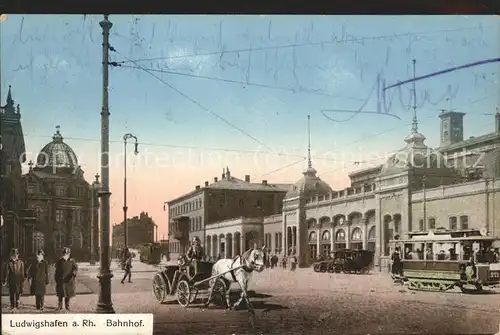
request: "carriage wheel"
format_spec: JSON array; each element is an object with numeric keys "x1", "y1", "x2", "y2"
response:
[
  {"x1": 313, "y1": 264, "x2": 321, "y2": 272},
  {"x1": 334, "y1": 265, "x2": 342, "y2": 273},
  {"x1": 176, "y1": 279, "x2": 192, "y2": 307},
  {"x1": 152, "y1": 273, "x2": 168, "y2": 304},
  {"x1": 320, "y1": 264, "x2": 327, "y2": 273},
  {"x1": 327, "y1": 264, "x2": 335, "y2": 273}
]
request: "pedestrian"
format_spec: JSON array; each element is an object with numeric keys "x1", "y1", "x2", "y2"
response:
[
  {"x1": 2, "y1": 248, "x2": 25, "y2": 311},
  {"x1": 290, "y1": 255, "x2": 297, "y2": 271},
  {"x1": 121, "y1": 247, "x2": 132, "y2": 284},
  {"x1": 27, "y1": 250, "x2": 49, "y2": 311},
  {"x1": 391, "y1": 247, "x2": 403, "y2": 277},
  {"x1": 281, "y1": 256, "x2": 287, "y2": 270},
  {"x1": 54, "y1": 247, "x2": 78, "y2": 311}
]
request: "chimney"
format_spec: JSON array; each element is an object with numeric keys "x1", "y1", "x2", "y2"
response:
[
  {"x1": 204, "y1": 181, "x2": 209, "y2": 187},
  {"x1": 226, "y1": 166, "x2": 231, "y2": 179},
  {"x1": 214, "y1": 177, "x2": 218, "y2": 182},
  {"x1": 245, "y1": 175, "x2": 250, "y2": 182},
  {"x1": 262, "y1": 180, "x2": 268, "y2": 185},
  {"x1": 195, "y1": 185, "x2": 200, "y2": 190}
]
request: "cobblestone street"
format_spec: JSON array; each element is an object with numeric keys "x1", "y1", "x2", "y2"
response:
[{"x1": 3, "y1": 267, "x2": 500, "y2": 334}]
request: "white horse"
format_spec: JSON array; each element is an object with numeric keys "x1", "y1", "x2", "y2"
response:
[{"x1": 206, "y1": 245, "x2": 267, "y2": 313}]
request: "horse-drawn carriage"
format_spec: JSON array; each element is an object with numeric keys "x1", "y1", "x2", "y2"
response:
[
  {"x1": 313, "y1": 249, "x2": 374, "y2": 273},
  {"x1": 152, "y1": 258, "x2": 228, "y2": 307},
  {"x1": 152, "y1": 245, "x2": 268, "y2": 312}
]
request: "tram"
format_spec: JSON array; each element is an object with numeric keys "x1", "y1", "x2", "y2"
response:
[
  {"x1": 139, "y1": 243, "x2": 162, "y2": 265},
  {"x1": 389, "y1": 228, "x2": 500, "y2": 292}
]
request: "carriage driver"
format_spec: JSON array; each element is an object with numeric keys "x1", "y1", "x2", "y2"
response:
[{"x1": 186, "y1": 237, "x2": 204, "y2": 277}]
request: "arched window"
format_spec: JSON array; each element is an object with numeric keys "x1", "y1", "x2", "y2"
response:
[
  {"x1": 321, "y1": 230, "x2": 330, "y2": 241},
  {"x1": 368, "y1": 226, "x2": 376, "y2": 240},
  {"x1": 32, "y1": 231, "x2": 45, "y2": 253},
  {"x1": 54, "y1": 231, "x2": 65, "y2": 252},
  {"x1": 309, "y1": 231, "x2": 317, "y2": 242},
  {"x1": 351, "y1": 228, "x2": 363, "y2": 241},
  {"x1": 335, "y1": 229, "x2": 345, "y2": 241},
  {"x1": 72, "y1": 230, "x2": 83, "y2": 248}
]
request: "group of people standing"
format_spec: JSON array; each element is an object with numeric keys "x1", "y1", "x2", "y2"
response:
[{"x1": 2, "y1": 247, "x2": 78, "y2": 312}]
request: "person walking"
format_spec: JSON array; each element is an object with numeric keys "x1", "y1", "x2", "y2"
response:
[
  {"x1": 27, "y1": 250, "x2": 49, "y2": 311},
  {"x1": 2, "y1": 248, "x2": 25, "y2": 311},
  {"x1": 121, "y1": 247, "x2": 133, "y2": 284},
  {"x1": 54, "y1": 247, "x2": 78, "y2": 311}
]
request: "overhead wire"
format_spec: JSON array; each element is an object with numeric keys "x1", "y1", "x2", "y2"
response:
[
  {"x1": 116, "y1": 25, "x2": 486, "y2": 65},
  {"x1": 113, "y1": 64, "x2": 365, "y2": 101},
  {"x1": 108, "y1": 46, "x2": 275, "y2": 152},
  {"x1": 22, "y1": 133, "x2": 384, "y2": 165}
]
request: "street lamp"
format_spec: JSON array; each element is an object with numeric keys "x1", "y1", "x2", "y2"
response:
[
  {"x1": 90, "y1": 173, "x2": 100, "y2": 265},
  {"x1": 96, "y1": 14, "x2": 114, "y2": 314},
  {"x1": 123, "y1": 133, "x2": 138, "y2": 248}
]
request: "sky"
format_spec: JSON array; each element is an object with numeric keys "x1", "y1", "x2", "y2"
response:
[{"x1": 1, "y1": 15, "x2": 499, "y2": 240}]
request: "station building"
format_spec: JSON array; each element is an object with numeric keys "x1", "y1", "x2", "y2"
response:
[{"x1": 166, "y1": 110, "x2": 500, "y2": 270}]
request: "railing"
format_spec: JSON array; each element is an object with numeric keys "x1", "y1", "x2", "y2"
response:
[{"x1": 306, "y1": 184, "x2": 376, "y2": 205}]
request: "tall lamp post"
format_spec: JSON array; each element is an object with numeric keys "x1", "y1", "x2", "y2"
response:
[
  {"x1": 123, "y1": 133, "x2": 138, "y2": 249},
  {"x1": 90, "y1": 173, "x2": 100, "y2": 265},
  {"x1": 96, "y1": 14, "x2": 114, "y2": 314}
]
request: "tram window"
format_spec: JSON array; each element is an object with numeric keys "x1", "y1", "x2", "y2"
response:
[
  {"x1": 404, "y1": 244, "x2": 414, "y2": 259},
  {"x1": 425, "y1": 244, "x2": 433, "y2": 260}
]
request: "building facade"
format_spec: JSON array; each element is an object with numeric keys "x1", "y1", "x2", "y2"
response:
[
  {"x1": 22, "y1": 126, "x2": 97, "y2": 262},
  {"x1": 166, "y1": 167, "x2": 291, "y2": 260},
  {"x1": 166, "y1": 110, "x2": 500, "y2": 270},
  {"x1": 112, "y1": 211, "x2": 157, "y2": 249},
  {"x1": 0, "y1": 86, "x2": 36, "y2": 260}
]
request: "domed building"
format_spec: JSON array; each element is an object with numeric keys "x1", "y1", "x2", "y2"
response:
[{"x1": 22, "y1": 126, "x2": 99, "y2": 262}]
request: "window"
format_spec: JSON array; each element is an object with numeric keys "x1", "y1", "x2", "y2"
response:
[
  {"x1": 418, "y1": 219, "x2": 424, "y2": 231},
  {"x1": 32, "y1": 231, "x2": 45, "y2": 253},
  {"x1": 256, "y1": 198, "x2": 262, "y2": 208},
  {"x1": 309, "y1": 231, "x2": 317, "y2": 242},
  {"x1": 238, "y1": 199, "x2": 244, "y2": 208},
  {"x1": 55, "y1": 185, "x2": 65, "y2": 196},
  {"x1": 74, "y1": 209, "x2": 80, "y2": 225},
  {"x1": 72, "y1": 231, "x2": 83, "y2": 248},
  {"x1": 54, "y1": 231, "x2": 65, "y2": 251},
  {"x1": 460, "y1": 215, "x2": 469, "y2": 230},
  {"x1": 368, "y1": 226, "x2": 376, "y2": 240},
  {"x1": 55, "y1": 209, "x2": 64, "y2": 223},
  {"x1": 449, "y1": 216, "x2": 457, "y2": 230},
  {"x1": 351, "y1": 228, "x2": 362, "y2": 241},
  {"x1": 335, "y1": 229, "x2": 346, "y2": 241},
  {"x1": 428, "y1": 218, "x2": 436, "y2": 230},
  {"x1": 27, "y1": 183, "x2": 36, "y2": 194},
  {"x1": 322, "y1": 230, "x2": 331, "y2": 241}
]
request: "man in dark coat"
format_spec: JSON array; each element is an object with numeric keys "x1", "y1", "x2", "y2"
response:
[
  {"x1": 186, "y1": 237, "x2": 204, "y2": 278},
  {"x1": 2, "y1": 248, "x2": 25, "y2": 311},
  {"x1": 120, "y1": 247, "x2": 132, "y2": 284},
  {"x1": 27, "y1": 250, "x2": 49, "y2": 311},
  {"x1": 54, "y1": 247, "x2": 78, "y2": 311}
]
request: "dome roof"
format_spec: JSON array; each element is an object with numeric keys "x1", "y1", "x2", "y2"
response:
[
  {"x1": 285, "y1": 166, "x2": 332, "y2": 199},
  {"x1": 36, "y1": 126, "x2": 79, "y2": 169},
  {"x1": 380, "y1": 131, "x2": 446, "y2": 176}
]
